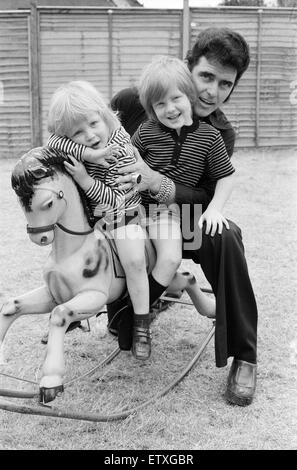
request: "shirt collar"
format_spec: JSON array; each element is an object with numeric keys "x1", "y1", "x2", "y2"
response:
[{"x1": 203, "y1": 108, "x2": 233, "y2": 130}]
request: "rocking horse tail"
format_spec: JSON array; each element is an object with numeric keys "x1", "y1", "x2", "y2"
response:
[{"x1": 107, "y1": 294, "x2": 133, "y2": 351}]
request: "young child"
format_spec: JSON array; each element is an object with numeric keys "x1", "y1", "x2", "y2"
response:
[
  {"x1": 47, "y1": 80, "x2": 151, "y2": 360},
  {"x1": 127, "y1": 55, "x2": 235, "y2": 305}
]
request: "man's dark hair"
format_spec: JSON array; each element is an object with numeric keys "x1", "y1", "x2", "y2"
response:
[{"x1": 186, "y1": 27, "x2": 250, "y2": 87}]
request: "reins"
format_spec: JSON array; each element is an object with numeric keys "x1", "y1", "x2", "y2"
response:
[
  {"x1": 27, "y1": 222, "x2": 94, "y2": 236},
  {"x1": 26, "y1": 186, "x2": 94, "y2": 237}
]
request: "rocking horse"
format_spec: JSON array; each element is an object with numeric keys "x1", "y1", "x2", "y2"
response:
[{"x1": 0, "y1": 146, "x2": 213, "y2": 405}]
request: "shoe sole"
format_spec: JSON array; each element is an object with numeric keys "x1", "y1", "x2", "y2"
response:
[
  {"x1": 132, "y1": 354, "x2": 151, "y2": 361},
  {"x1": 225, "y1": 388, "x2": 253, "y2": 407}
]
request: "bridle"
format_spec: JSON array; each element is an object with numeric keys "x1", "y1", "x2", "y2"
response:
[
  {"x1": 27, "y1": 222, "x2": 94, "y2": 236},
  {"x1": 26, "y1": 186, "x2": 94, "y2": 237}
]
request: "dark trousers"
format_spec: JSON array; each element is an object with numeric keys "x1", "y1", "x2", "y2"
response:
[{"x1": 185, "y1": 219, "x2": 258, "y2": 367}]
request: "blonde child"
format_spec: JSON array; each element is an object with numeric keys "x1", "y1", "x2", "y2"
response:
[{"x1": 47, "y1": 80, "x2": 151, "y2": 360}]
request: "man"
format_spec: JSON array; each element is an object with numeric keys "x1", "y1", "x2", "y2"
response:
[{"x1": 110, "y1": 27, "x2": 258, "y2": 407}]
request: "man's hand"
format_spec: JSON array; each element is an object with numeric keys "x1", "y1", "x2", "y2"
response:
[
  {"x1": 64, "y1": 156, "x2": 93, "y2": 191},
  {"x1": 116, "y1": 147, "x2": 162, "y2": 193},
  {"x1": 198, "y1": 206, "x2": 230, "y2": 236}
]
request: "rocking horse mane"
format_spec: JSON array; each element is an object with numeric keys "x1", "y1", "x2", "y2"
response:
[{"x1": 11, "y1": 146, "x2": 95, "y2": 226}]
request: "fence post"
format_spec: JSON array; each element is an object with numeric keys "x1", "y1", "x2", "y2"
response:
[
  {"x1": 255, "y1": 9, "x2": 263, "y2": 148},
  {"x1": 182, "y1": 0, "x2": 190, "y2": 59},
  {"x1": 108, "y1": 9, "x2": 113, "y2": 102},
  {"x1": 29, "y1": 2, "x2": 41, "y2": 147}
]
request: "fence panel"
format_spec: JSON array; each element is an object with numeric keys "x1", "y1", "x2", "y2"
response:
[
  {"x1": 0, "y1": 7, "x2": 296, "y2": 158},
  {"x1": 39, "y1": 8, "x2": 182, "y2": 143},
  {"x1": 39, "y1": 10, "x2": 110, "y2": 143},
  {"x1": 259, "y1": 11, "x2": 297, "y2": 147},
  {"x1": 0, "y1": 12, "x2": 31, "y2": 159},
  {"x1": 110, "y1": 9, "x2": 182, "y2": 95}
]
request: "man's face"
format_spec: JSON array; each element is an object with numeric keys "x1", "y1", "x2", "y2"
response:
[{"x1": 191, "y1": 56, "x2": 237, "y2": 117}]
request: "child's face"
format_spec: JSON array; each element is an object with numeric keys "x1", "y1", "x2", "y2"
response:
[
  {"x1": 152, "y1": 85, "x2": 193, "y2": 131},
  {"x1": 69, "y1": 111, "x2": 110, "y2": 148}
]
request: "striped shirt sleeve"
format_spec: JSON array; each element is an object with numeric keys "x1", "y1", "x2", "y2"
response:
[
  {"x1": 47, "y1": 134, "x2": 86, "y2": 161},
  {"x1": 206, "y1": 133, "x2": 235, "y2": 180},
  {"x1": 85, "y1": 179, "x2": 125, "y2": 218},
  {"x1": 220, "y1": 127, "x2": 235, "y2": 158},
  {"x1": 131, "y1": 125, "x2": 147, "y2": 155}
]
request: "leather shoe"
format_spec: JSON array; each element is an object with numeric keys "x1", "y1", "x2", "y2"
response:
[{"x1": 226, "y1": 359, "x2": 257, "y2": 406}]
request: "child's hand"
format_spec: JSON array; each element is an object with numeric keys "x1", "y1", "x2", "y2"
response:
[
  {"x1": 198, "y1": 206, "x2": 229, "y2": 236},
  {"x1": 83, "y1": 144, "x2": 122, "y2": 167},
  {"x1": 64, "y1": 156, "x2": 92, "y2": 190}
]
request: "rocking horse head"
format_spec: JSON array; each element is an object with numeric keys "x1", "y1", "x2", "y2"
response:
[{"x1": 11, "y1": 146, "x2": 94, "y2": 246}]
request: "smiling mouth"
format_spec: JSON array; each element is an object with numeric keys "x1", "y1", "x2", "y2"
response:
[
  {"x1": 199, "y1": 97, "x2": 215, "y2": 106},
  {"x1": 167, "y1": 114, "x2": 181, "y2": 120}
]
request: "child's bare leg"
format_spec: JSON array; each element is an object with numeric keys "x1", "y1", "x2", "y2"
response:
[
  {"x1": 145, "y1": 211, "x2": 182, "y2": 314},
  {"x1": 148, "y1": 212, "x2": 182, "y2": 286},
  {"x1": 148, "y1": 210, "x2": 215, "y2": 318},
  {"x1": 168, "y1": 272, "x2": 216, "y2": 318},
  {"x1": 113, "y1": 224, "x2": 151, "y2": 360},
  {"x1": 113, "y1": 224, "x2": 149, "y2": 315}
]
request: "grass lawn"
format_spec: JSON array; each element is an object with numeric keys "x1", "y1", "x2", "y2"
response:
[{"x1": 0, "y1": 147, "x2": 296, "y2": 450}]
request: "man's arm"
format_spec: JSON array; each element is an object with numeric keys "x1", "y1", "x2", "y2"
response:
[
  {"x1": 116, "y1": 146, "x2": 216, "y2": 212},
  {"x1": 111, "y1": 87, "x2": 147, "y2": 138},
  {"x1": 198, "y1": 173, "x2": 235, "y2": 236}
]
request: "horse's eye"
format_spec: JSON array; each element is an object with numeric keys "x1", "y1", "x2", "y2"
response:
[
  {"x1": 30, "y1": 167, "x2": 49, "y2": 179},
  {"x1": 48, "y1": 201, "x2": 53, "y2": 208}
]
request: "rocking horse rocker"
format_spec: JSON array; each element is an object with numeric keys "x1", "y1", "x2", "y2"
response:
[{"x1": 0, "y1": 146, "x2": 215, "y2": 409}]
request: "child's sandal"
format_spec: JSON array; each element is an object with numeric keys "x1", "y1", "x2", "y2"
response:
[{"x1": 132, "y1": 326, "x2": 151, "y2": 360}]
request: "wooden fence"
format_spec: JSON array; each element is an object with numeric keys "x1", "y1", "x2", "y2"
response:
[{"x1": 0, "y1": 5, "x2": 296, "y2": 159}]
